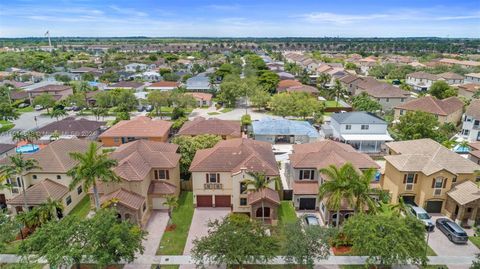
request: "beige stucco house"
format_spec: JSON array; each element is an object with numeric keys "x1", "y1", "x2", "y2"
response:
[
  {"x1": 189, "y1": 138, "x2": 280, "y2": 223},
  {"x1": 381, "y1": 139, "x2": 480, "y2": 225},
  {"x1": 95, "y1": 140, "x2": 181, "y2": 225},
  {"x1": 394, "y1": 96, "x2": 464, "y2": 124},
  {"x1": 1, "y1": 139, "x2": 92, "y2": 216}
]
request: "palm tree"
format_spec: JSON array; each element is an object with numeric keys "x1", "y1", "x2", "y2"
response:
[
  {"x1": 37, "y1": 197, "x2": 64, "y2": 221},
  {"x1": 50, "y1": 108, "x2": 67, "y2": 121},
  {"x1": 67, "y1": 142, "x2": 119, "y2": 210},
  {"x1": 244, "y1": 172, "x2": 275, "y2": 223},
  {"x1": 332, "y1": 79, "x2": 346, "y2": 106},
  {"x1": 25, "y1": 130, "x2": 40, "y2": 151},
  {"x1": 376, "y1": 198, "x2": 408, "y2": 217},
  {"x1": 163, "y1": 195, "x2": 179, "y2": 223},
  {"x1": 0, "y1": 154, "x2": 40, "y2": 210},
  {"x1": 11, "y1": 131, "x2": 26, "y2": 145},
  {"x1": 352, "y1": 168, "x2": 378, "y2": 214},
  {"x1": 50, "y1": 130, "x2": 60, "y2": 141},
  {"x1": 318, "y1": 164, "x2": 356, "y2": 227}
]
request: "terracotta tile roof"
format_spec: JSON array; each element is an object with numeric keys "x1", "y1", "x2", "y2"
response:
[
  {"x1": 99, "y1": 116, "x2": 172, "y2": 139},
  {"x1": 340, "y1": 74, "x2": 361, "y2": 84},
  {"x1": 189, "y1": 138, "x2": 279, "y2": 176},
  {"x1": 277, "y1": 79, "x2": 302, "y2": 91},
  {"x1": 385, "y1": 139, "x2": 480, "y2": 176},
  {"x1": 178, "y1": 117, "x2": 241, "y2": 137},
  {"x1": 290, "y1": 140, "x2": 379, "y2": 170},
  {"x1": 100, "y1": 188, "x2": 145, "y2": 210},
  {"x1": 293, "y1": 181, "x2": 319, "y2": 195},
  {"x1": 283, "y1": 85, "x2": 319, "y2": 94},
  {"x1": 466, "y1": 99, "x2": 480, "y2": 119},
  {"x1": 0, "y1": 139, "x2": 93, "y2": 173},
  {"x1": 247, "y1": 188, "x2": 280, "y2": 205},
  {"x1": 438, "y1": 72, "x2": 464, "y2": 80},
  {"x1": 470, "y1": 150, "x2": 480, "y2": 159},
  {"x1": 407, "y1": 72, "x2": 439, "y2": 81},
  {"x1": 109, "y1": 81, "x2": 144, "y2": 88},
  {"x1": 458, "y1": 83, "x2": 480, "y2": 93},
  {"x1": 148, "y1": 181, "x2": 177, "y2": 195},
  {"x1": 470, "y1": 142, "x2": 480, "y2": 151},
  {"x1": 395, "y1": 96, "x2": 463, "y2": 116},
  {"x1": 447, "y1": 181, "x2": 480, "y2": 205},
  {"x1": 149, "y1": 81, "x2": 179, "y2": 88},
  {"x1": 7, "y1": 179, "x2": 68, "y2": 206},
  {"x1": 110, "y1": 140, "x2": 180, "y2": 181},
  {"x1": 29, "y1": 85, "x2": 72, "y2": 93},
  {"x1": 36, "y1": 117, "x2": 106, "y2": 137},
  {"x1": 466, "y1": 73, "x2": 480, "y2": 79},
  {"x1": 356, "y1": 82, "x2": 410, "y2": 98},
  {"x1": 186, "y1": 92, "x2": 213, "y2": 101}
]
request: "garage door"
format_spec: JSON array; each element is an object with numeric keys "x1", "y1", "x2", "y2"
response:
[
  {"x1": 401, "y1": 195, "x2": 416, "y2": 206},
  {"x1": 425, "y1": 201, "x2": 443, "y2": 213},
  {"x1": 196, "y1": 195, "x2": 213, "y2": 207},
  {"x1": 215, "y1": 195, "x2": 231, "y2": 207},
  {"x1": 152, "y1": 198, "x2": 167, "y2": 210},
  {"x1": 299, "y1": 198, "x2": 316, "y2": 210}
]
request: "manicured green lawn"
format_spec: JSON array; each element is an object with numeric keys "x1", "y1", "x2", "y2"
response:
[
  {"x1": 207, "y1": 112, "x2": 221, "y2": 115},
  {"x1": 426, "y1": 245, "x2": 437, "y2": 256},
  {"x1": 157, "y1": 192, "x2": 194, "y2": 255},
  {"x1": 278, "y1": 201, "x2": 297, "y2": 224},
  {"x1": 323, "y1": 100, "x2": 341, "y2": 107},
  {"x1": 0, "y1": 263, "x2": 44, "y2": 269},
  {"x1": 17, "y1": 106, "x2": 34, "y2": 113},
  {"x1": 69, "y1": 196, "x2": 91, "y2": 219},
  {"x1": 220, "y1": 108, "x2": 234, "y2": 113},
  {"x1": 0, "y1": 120, "x2": 15, "y2": 133},
  {"x1": 470, "y1": 236, "x2": 480, "y2": 249}
]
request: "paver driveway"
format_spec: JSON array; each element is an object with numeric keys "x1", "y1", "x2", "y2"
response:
[
  {"x1": 428, "y1": 215, "x2": 479, "y2": 257},
  {"x1": 124, "y1": 211, "x2": 169, "y2": 269},
  {"x1": 183, "y1": 208, "x2": 231, "y2": 254}
]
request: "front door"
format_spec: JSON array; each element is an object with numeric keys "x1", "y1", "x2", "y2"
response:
[{"x1": 299, "y1": 198, "x2": 316, "y2": 210}]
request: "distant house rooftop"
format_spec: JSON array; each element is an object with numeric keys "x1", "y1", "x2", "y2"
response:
[
  {"x1": 330, "y1": 112, "x2": 387, "y2": 125},
  {"x1": 252, "y1": 118, "x2": 319, "y2": 138}
]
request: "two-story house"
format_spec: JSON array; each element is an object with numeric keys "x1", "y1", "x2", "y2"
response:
[
  {"x1": 394, "y1": 96, "x2": 464, "y2": 124},
  {"x1": 352, "y1": 78, "x2": 411, "y2": 111},
  {"x1": 0, "y1": 139, "x2": 92, "y2": 216},
  {"x1": 98, "y1": 116, "x2": 172, "y2": 147},
  {"x1": 287, "y1": 140, "x2": 379, "y2": 225},
  {"x1": 465, "y1": 73, "x2": 480, "y2": 84},
  {"x1": 381, "y1": 139, "x2": 480, "y2": 224},
  {"x1": 125, "y1": 63, "x2": 148, "y2": 72},
  {"x1": 461, "y1": 99, "x2": 480, "y2": 142},
  {"x1": 325, "y1": 112, "x2": 393, "y2": 153},
  {"x1": 189, "y1": 138, "x2": 280, "y2": 223},
  {"x1": 177, "y1": 117, "x2": 242, "y2": 139},
  {"x1": 96, "y1": 140, "x2": 181, "y2": 225},
  {"x1": 406, "y1": 72, "x2": 464, "y2": 92}
]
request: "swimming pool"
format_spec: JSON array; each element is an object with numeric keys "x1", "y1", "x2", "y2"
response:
[
  {"x1": 453, "y1": 144, "x2": 470, "y2": 154},
  {"x1": 16, "y1": 144, "x2": 40, "y2": 154}
]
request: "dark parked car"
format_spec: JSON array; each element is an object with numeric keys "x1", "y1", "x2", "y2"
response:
[
  {"x1": 436, "y1": 218, "x2": 468, "y2": 244},
  {"x1": 136, "y1": 105, "x2": 144, "y2": 112},
  {"x1": 303, "y1": 214, "x2": 320, "y2": 226}
]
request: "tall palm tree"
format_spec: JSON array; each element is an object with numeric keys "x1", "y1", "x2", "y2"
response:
[
  {"x1": 24, "y1": 131, "x2": 40, "y2": 151},
  {"x1": 11, "y1": 131, "x2": 26, "y2": 145},
  {"x1": 37, "y1": 197, "x2": 64, "y2": 221},
  {"x1": 163, "y1": 195, "x2": 179, "y2": 223},
  {"x1": 50, "y1": 108, "x2": 67, "y2": 121},
  {"x1": 352, "y1": 168, "x2": 378, "y2": 214},
  {"x1": 318, "y1": 164, "x2": 356, "y2": 227},
  {"x1": 67, "y1": 142, "x2": 119, "y2": 210},
  {"x1": 245, "y1": 172, "x2": 275, "y2": 223},
  {"x1": 0, "y1": 154, "x2": 40, "y2": 210}
]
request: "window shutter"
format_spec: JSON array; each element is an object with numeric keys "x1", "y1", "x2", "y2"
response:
[
  {"x1": 431, "y1": 178, "x2": 435, "y2": 188},
  {"x1": 217, "y1": 173, "x2": 220, "y2": 183},
  {"x1": 300, "y1": 170, "x2": 304, "y2": 180},
  {"x1": 443, "y1": 178, "x2": 447, "y2": 188},
  {"x1": 414, "y1": 174, "x2": 418, "y2": 183},
  {"x1": 403, "y1": 174, "x2": 407, "y2": 184},
  {"x1": 206, "y1": 173, "x2": 209, "y2": 183},
  {"x1": 166, "y1": 170, "x2": 170, "y2": 180},
  {"x1": 311, "y1": 170, "x2": 315, "y2": 180},
  {"x1": 154, "y1": 170, "x2": 158, "y2": 180}
]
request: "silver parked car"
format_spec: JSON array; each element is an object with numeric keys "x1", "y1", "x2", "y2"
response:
[
  {"x1": 407, "y1": 205, "x2": 434, "y2": 232},
  {"x1": 303, "y1": 214, "x2": 320, "y2": 226},
  {"x1": 436, "y1": 218, "x2": 468, "y2": 244}
]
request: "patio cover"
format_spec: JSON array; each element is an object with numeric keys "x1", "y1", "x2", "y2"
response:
[{"x1": 341, "y1": 134, "x2": 393, "y2": 141}]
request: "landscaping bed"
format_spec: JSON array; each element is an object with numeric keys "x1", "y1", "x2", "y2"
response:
[{"x1": 156, "y1": 192, "x2": 194, "y2": 255}]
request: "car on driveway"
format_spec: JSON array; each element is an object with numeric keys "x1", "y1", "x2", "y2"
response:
[
  {"x1": 407, "y1": 205, "x2": 435, "y2": 232},
  {"x1": 436, "y1": 218, "x2": 468, "y2": 244},
  {"x1": 303, "y1": 214, "x2": 320, "y2": 226}
]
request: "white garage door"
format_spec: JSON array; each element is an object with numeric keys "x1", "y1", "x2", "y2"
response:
[{"x1": 152, "y1": 198, "x2": 167, "y2": 210}]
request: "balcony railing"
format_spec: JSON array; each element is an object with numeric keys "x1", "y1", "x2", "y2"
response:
[{"x1": 204, "y1": 183, "x2": 223, "y2": 190}]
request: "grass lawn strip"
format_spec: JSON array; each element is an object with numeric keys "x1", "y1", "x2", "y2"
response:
[
  {"x1": 156, "y1": 192, "x2": 194, "y2": 255},
  {"x1": 69, "y1": 196, "x2": 91, "y2": 219},
  {"x1": 0, "y1": 120, "x2": 15, "y2": 133}
]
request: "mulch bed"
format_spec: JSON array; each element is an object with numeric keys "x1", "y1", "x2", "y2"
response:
[
  {"x1": 332, "y1": 245, "x2": 352, "y2": 255},
  {"x1": 165, "y1": 224, "x2": 177, "y2": 231}
]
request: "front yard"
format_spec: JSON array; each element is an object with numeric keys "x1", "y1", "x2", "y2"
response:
[
  {"x1": 69, "y1": 196, "x2": 92, "y2": 219},
  {"x1": 156, "y1": 192, "x2": 194, "y2": 255},
  {"x1": 274, "y1": 201, "x2": 298, "y2": 255},
  {"x1": 469, "y1": 236, "x2": 480, "y2": 249}
]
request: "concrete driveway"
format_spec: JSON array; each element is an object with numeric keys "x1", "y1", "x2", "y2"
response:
[
  {"x1": 124, "y1": 210, "x2": 169, "y2": 269},
  {"x1": 183, "y1": 208, "x2": 231, "y2": 254},
  {"x1": 428, "y1": 215, "x2": 479, "y2": 256}
]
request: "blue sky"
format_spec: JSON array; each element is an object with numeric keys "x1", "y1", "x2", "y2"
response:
[{"x1": 0, "y1": 0, "x2": 479, "y2": 38}]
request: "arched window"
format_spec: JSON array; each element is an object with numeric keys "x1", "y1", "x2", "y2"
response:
[{"x1": 256, "y1": 207, "x2": 271, "y2": 218}]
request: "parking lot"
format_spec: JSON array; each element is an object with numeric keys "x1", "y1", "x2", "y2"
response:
[{"x1": 428, "y1": 215, "x2": 479, "y2": 256}]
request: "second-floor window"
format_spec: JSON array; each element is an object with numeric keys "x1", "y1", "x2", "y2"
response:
[
  {"x1": 206, "y1": 173, "x2": 219, "y2": 183},
  {"x1": 154, "y1": 170, "x2": 170, "y2": 180},
  {"x1": 404, "y1": 173, "x2": 416, "y2": 190},
  {"x1": 299, "y1": 169, "x2": 315, "y2": 180},
  {"x1": 432, "y1": 177, "x2": 446, "y2": 196},
  {"x1": 240, "y1": 182, "x2": 248, "y2": 194},
  {"x1": 345, "y1": 124, "x2": 351, "y2": 130},
  {"x1": 361, "y1": 124, "x2": 369, "y2": 130}
]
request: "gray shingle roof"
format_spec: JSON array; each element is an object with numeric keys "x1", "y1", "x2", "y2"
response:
[{"x1": 330, "y1": 112, "x2": 386, "y2": 125}]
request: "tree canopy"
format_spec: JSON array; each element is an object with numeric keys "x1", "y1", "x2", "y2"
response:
[
  {"x1": 172, "y1": 134, "x2": 221, "y2": 175},
  {"x1": 351, "y1": 92, "x2": 382, "y2": 112},
  {"x1": 395, "y1": 111, "x2": 440, "y2": 141},
  {"x1": 270, "y1": 92, "x2": 323, "y2": 119},
  {"x1": 428, "y1": 80, "x2": 457, "y2": 99}
]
